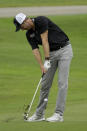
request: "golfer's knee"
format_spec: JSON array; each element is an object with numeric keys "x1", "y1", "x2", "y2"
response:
[
  {"x1": 58, "y1": 80, "x2": 68, "y2": 89},
  {"x1": 41, "y1": 83, "x2": 50, "y2": 92}
]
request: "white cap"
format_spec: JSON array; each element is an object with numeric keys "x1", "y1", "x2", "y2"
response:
[{"x1": 15, "y1": 13, "x2": 26, "y2": 24}]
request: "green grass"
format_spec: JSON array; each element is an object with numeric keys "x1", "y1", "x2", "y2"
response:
[
  {"x1": 0, "y1": 14, "x2": 87, "y2": 131},
  {"x1": 0, "y1": 0, "x2": 87, "y2": 7}
]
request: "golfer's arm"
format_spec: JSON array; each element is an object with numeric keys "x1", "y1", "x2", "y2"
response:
[
  {"x1": 32, "y1": 48, "x2": 43, "y2": 68},
  {"x1": 40, "y1": 30, "x2": 50, "y2": 58}
]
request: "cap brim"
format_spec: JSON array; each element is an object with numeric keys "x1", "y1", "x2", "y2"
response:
[{"x1": 15, "y1": 26, "x2": 21, "y2": 32}]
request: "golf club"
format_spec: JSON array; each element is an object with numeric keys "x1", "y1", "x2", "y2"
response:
[{"x1": 23, "y1": 73, "x2": 44, "y2": 120}]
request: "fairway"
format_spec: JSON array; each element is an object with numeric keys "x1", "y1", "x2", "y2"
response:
[
  {"x1": 0, "y1": 14, "x2": 87, "y2": 131},
  {"x1": 0, "y1": 0, "x2": 87, "y2": 7}
]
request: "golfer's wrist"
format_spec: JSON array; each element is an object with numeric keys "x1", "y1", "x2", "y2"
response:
[
  {"x1": 40, "y1": 64, "x2": 44, "y2": 69},
  {"x1": 45, "y1": 57, "x2": 50, "y2": 60}
]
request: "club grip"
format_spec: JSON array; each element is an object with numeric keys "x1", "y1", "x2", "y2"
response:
[{"x1": 42, "y1": 73, "x2": 45, "y2": 78}]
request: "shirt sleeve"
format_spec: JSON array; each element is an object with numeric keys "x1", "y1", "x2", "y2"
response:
[
  {"x1": 36, "y1": 16, "x2": 48, "y2": 34},
  {"x1": 26, "y1": 32, "x2": 39, "y2": 50}
]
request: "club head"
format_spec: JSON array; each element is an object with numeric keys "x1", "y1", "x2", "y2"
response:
[
  {"x1": 23, "y1": 104, "x2": 30, "y2": 120},
  {"x1": 24, "y1": 112, "x2": 28, "y2": 120}
]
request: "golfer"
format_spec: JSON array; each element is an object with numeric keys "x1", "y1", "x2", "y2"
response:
[{"x1": 13, "y1": 13, "x2": 73, "y2": 122}]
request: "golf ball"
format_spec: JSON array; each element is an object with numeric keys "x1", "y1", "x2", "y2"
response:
[{"x1": 44, "y1": 98, "x2": 48, "y2": 102}]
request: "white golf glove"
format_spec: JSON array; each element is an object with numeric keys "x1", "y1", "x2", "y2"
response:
[{"x1": 44, "y1": 59, "x2": 51, "y2": 70}]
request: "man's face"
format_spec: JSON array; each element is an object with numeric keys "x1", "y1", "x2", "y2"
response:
[{"x1": 21, "y1": 18, "x2": 31, "y2": 30}]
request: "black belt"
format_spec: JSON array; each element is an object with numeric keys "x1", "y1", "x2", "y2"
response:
[{"x1": 50, "y1": 41, "x2": 70, "y2": 52}]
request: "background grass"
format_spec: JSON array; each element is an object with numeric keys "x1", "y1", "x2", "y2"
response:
[
  {"x1": 0, "y1": 14, "x2": 87, "y2": 131},
  {"x1": 0, "y1": 0, "x2": 87, "y2": 7}
]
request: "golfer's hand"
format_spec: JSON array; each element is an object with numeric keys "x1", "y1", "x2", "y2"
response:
[{"x1": 44, "y1": 60, "x2": 51, "y2": 70}]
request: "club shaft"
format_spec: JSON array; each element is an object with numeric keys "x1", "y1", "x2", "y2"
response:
[{"x1": 27, "y1": 77, "x2": 42, "y2": 114}]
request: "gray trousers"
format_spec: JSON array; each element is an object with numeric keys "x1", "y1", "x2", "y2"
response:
[{"x1": 36, "y1": 42, "x2": 73, "y2": 116}]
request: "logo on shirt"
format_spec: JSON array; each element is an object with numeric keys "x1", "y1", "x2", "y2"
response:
[{"x1": 30, "y1": 33, "x2": 35, "y2": 38}]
